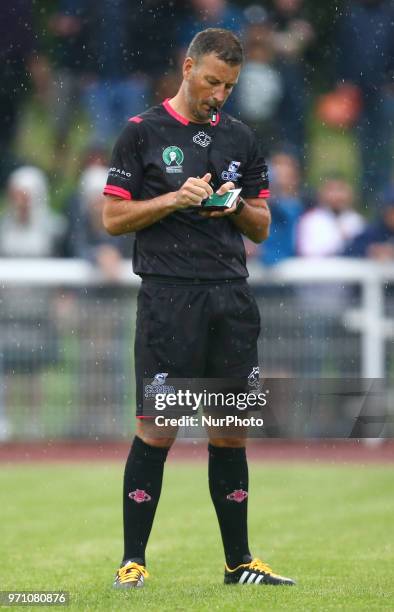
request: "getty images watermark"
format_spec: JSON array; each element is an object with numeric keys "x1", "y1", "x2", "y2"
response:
[
  {"x1": 141, "y1": 375, "x2": 393, "y2": 438},
  {"x1": 143, "y1": 371, "x2": 267, "y2": 429}
]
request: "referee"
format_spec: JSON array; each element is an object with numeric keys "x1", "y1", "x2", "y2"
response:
[{"x1": 103, "y1": 28, "x2": 295, "y2": 589}]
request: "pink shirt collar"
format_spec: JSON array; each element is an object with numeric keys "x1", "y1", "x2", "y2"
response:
[{"x1": 162, "y1": 98, "x2": 220, "y2": 126}]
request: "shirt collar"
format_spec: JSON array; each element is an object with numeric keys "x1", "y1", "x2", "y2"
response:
[{"x1": 162, "y1": 98, "x2": 220, "y2": 127}]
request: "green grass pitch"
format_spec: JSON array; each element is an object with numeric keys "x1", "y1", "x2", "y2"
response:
[{"x1": 1, "y1": 461, "x2": 393, "y2": 611}]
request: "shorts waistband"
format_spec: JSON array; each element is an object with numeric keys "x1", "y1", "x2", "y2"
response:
[{"x1": 140, "y1": 274, "x2": 248, "y2": 287}]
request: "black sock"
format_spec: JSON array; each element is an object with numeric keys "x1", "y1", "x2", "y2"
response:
[
  {"x1": 122, "y1": 436, "x2": 169, "y2": 565},
  {"x1": 208, "y1": 444, "x2": 252, "y2": 569}
]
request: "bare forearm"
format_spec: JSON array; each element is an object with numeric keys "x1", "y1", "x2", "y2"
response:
[
  {"x1": 103, "y1": 173, "x2": 214, "y2": 235},
  {"x1": 231, "y1": 199, "x2": 271, "y2": 243},
  {"x1": 103, "y1": 192, "x2": 177, "y2": 235}
]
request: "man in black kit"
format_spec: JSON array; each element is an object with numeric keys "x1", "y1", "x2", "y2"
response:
[{"x1": 103, "y1": 28, "x2": 295, "y2": 589}]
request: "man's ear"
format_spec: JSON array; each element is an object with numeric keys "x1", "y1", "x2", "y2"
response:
[{"x1": 183, "y1": 56, "x2": 194, "y2": 80}]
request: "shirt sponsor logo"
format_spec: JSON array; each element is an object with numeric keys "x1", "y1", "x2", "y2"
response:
[
  {"x1": 162, "y1": 146, "x2": 184, "y2": 174},
  {"x1": 108, "y1": 167, "x2": 132, "y2": 179},
  {"x1": 221, "y1": 160, "x2": 242, "y2": 182},
  {"x1": 192, "y1": 131, "x2": 212, "y2": 147}
]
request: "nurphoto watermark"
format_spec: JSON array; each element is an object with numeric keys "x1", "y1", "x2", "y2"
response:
[{"x1": 141, "y1": 376, "x2": 393, "y2": 439}]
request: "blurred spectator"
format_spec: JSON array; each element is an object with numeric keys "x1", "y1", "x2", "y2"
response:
[
  {"x1": 65, "y1": 165, "x2": 132, "y2": 435},
  {"x1": 82, "y1": 0, "x2": 147, "y2": 144},
  {"x1": 0, "y1": 165, "x2": 64, "y2": 438},
  {"x1": 45, "y1": 1, "x2": 88, "y2": 155},
  {"x1": 234, "y1": 13, "x2": 283, "y2": 151},
  {"x1": 297, "y1": 175, "x2": 365, "y2": 257},
  {"x1": 80, "y1": 141, "x2": 109, "y2": 171},
  {"x1": 0, "y1": 166, "x2": 65, "y2": 257},
  {"x1": 344, "y1": 187, "x2": 394, "y2": 259},
  {"x1": 255, "y1": 150, "x2": 305, "y2": 377},
  {"x1": 259, "y1": 151, "x2": 304, "y2": 265},
  {"x1": 81, "y1": 0, "x2": 178, "y2": 145},
  {"x1": 336, "y1": 0, "x2": 394, "y2": 205},
  {"x1": 177, "y1": 0, "x2": 246, "y2": 50},
  {"x1": 270, "y1": 0, "x2": 315, "y2": 158},
  {"x1": 0, "y1": 2, "x2": 36, "y2": 186},
  {"x1": 66, "y1": 165, "x2": 132, "y2": 280},
  {"x1": 62, "y1": 142, "x2": 109, "y2": 258},
  {"x1": 296, "y1": 176, "x2": 365, "y2": 377}
]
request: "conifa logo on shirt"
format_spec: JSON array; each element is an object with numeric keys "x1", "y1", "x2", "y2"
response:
[{"x1": 162, "y1": 146, "x2": 184, "y2": 174}]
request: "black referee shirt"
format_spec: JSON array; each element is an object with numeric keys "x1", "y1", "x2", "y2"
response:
[{"x1": 104, "y1": 99, "x2": 270, "y2": 280}]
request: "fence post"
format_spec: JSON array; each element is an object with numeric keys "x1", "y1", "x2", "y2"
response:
[{"x1": 362, "y1": 276, "x2": 385, "y2": 379}]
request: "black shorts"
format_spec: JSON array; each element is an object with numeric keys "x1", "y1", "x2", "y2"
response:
[{"x1": 134, "y1": 278, "x2": 260, "y2": 416}]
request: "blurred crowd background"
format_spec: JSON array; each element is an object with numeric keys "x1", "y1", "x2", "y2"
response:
[
  {"x1": 1, "y1": 0, "x2": 393, "y2": 275},
  {"x1": 0, "y1": 0, "x2": 393, "y2": 440}
]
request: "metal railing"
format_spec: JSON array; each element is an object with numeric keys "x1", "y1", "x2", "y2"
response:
[{"x1": 0, "y1": 258, "x2": 393, "y2": 440}]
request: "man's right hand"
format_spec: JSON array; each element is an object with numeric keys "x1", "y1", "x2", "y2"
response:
[{"x1": 173, "y1": 173, "x2": 213, "y2": 209}]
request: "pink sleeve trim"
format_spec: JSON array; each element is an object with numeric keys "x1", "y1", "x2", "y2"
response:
[
  {"x1": 258, "y1": 189, "x2": 270, "y2": 199},
  {"x1": 128, "y1": 116, "x2": 143, "y2": 123},
  {"x1": 103, "y1": 185, "x2": 132, "y2": 200}
]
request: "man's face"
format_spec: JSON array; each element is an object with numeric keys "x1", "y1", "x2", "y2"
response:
[
  {"x1": 183, "y1": 53, "x2": 241, "y2": 122},
  {"x1": 318, "y1": 179, "x2": 354, "y2": 213},
  {"x1": 383, "y1": 205, "x2": 394, "y2": 230},
  {"x1": 271, "y1": 153, "x2": 300, "y2": 194},
  {"x1": 274, "y1": 0, "x2": 303, "y2": 14},
  {"x1": 8, "y1": 187, "x2": 31, "y2": 224}
]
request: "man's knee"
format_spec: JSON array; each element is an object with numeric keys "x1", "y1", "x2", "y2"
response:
[
  {"x1": 136, "y1": 420, "x2": 177, "y2": 449},
  {"x1": 206, "y1": 423, "x2": 248, "y2": 448},
  {"x1": 208, "y1": 437, "x2": 246, "y2": 448}
]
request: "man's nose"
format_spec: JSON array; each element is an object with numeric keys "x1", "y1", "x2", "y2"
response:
[{"x1": 212, "y1": 85, "x2": 227, "y2": 104}]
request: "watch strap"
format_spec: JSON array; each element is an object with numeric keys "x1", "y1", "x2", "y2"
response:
[{"x1": 234, "y1": 196, "x2": 246, "y2": 215}]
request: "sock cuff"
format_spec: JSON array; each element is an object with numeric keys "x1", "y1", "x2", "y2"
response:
[
  {"x1": 131, "y1": 436, "x2": 170, "y2": 461},
  {"x1": 208, "y1": 444, "x2": 246, "y2": 461},
  {"x1": 122, "y1": 557, "x2": 145, "y2": 567}
]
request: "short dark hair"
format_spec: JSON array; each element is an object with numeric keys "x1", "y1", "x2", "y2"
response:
[{"x1": 186, "y1": 28, "x2": 243, "y2": 66}]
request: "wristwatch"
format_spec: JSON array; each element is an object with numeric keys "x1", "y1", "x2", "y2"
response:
[{"x1": 234, "y1": 196, "x2": 246, "y2": 215}]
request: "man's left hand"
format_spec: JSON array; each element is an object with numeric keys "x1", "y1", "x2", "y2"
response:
[{"x1": 199, "y1": 181, "x2": 237, "y2": 218}]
